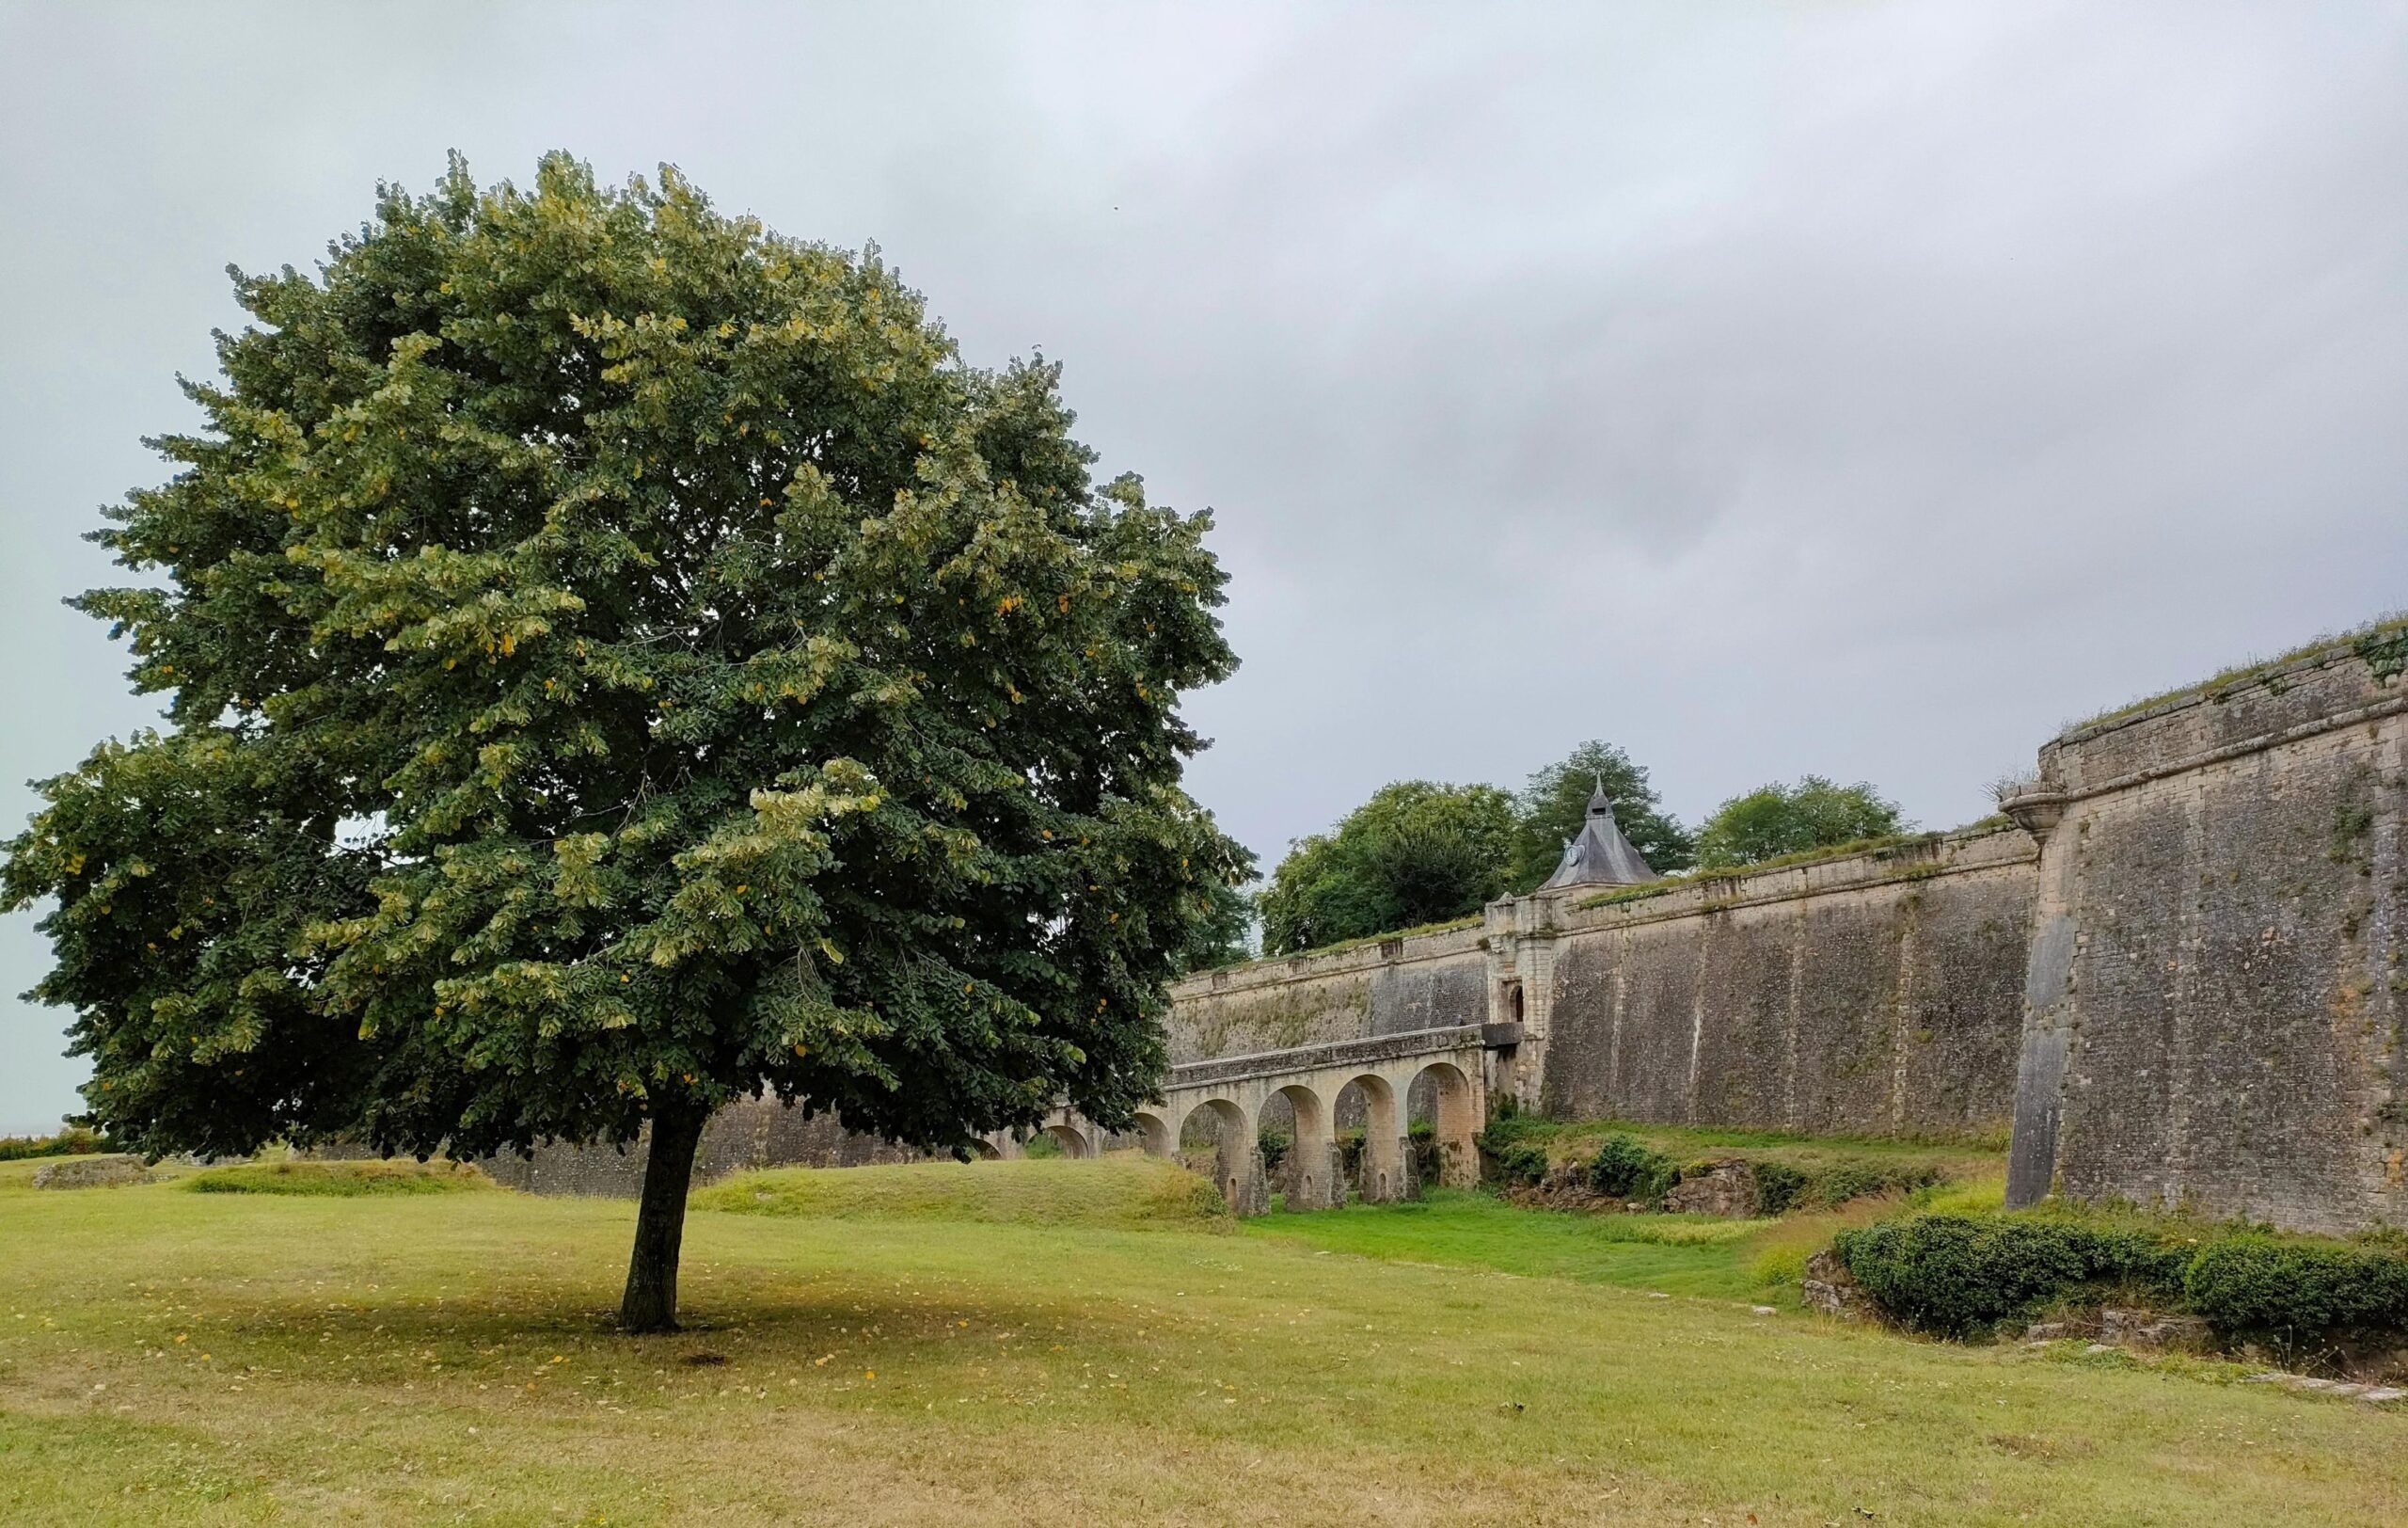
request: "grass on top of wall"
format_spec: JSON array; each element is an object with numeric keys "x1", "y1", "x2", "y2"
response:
[
  {"x1": 1577, "y1": 820, "x2": 2021, "y2": 910},
  {"x1": 2068, "y1": 611, "x2": 2408, "y2": 734},
  {"x1": 1201, "y1": 913, "x2": 1488, "y2": 975},
  {"x1": 694, "y1": 1154, "x2": 1232, "y2": 1232}
]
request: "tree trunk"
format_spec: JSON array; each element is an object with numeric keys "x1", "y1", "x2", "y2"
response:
[{"x1": 619, "y1": 1103, "x2": 706, "y2": 1334}]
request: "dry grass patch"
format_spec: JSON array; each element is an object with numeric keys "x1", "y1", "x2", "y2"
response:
[
  {"x1": 693, "y1": 1154, "x2": 1230, "y2": 1230},
  {"x1": 184, "y1": 1159, "x2": 495, "y2": 1196},
  {"x1": 2, "y1": 1163, "x2": 2404, "y2": 1525}
]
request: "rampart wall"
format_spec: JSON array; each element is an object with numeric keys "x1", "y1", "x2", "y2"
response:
[
  {"x1": 1164, "y1": 923, "x2": 1491, "y2": 1063},
  {"x1": 477, "y1": 1096, "x2": 924, "y2": 1197},
  {"x1": 1526, "y1": 827, "x2": 2036, "y2": 1137},
  {"x1": 1164, "y1": 826, "x2": 2038, "y2": 1140},
  {"x1": 2004, "y1": 634, "x2": 2408, "y2": 1232}
]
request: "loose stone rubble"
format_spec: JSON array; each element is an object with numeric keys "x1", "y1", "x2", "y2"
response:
[{"x1": 30, "y1": 1154, "x2": 150, "y2": 1189}]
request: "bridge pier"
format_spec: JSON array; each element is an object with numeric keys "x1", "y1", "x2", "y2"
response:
[
  {"x1": 1224, "y1": 1146, "x2": 1271, "y2": 1216},
  {"x1": 1283, "y1": 1132, "x2": 1343, "y2": 1211}
]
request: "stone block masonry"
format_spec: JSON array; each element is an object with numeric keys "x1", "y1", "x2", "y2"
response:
[
  {"x1": 477, "y1": 1095, "x2": 926, "y2": 1197},
  {"x1": 1522, "y1": 827, "x2": 2036, "y2": 1138},
  {"x1": 2003, "y1": 634, "x2": 2408, "y2": 1231},
  {"x1": 1163, "y1": 826, "x2": 2038, "y2": 1142}
]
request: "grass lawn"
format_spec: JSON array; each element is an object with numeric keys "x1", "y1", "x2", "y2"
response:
[
  {"x1": 1247, "y1": 1189, "x2": 1775, "y2": 1300},
  {"x1": 1493, "y1": 1115, "x2": 2009, "y2": 1177},
  {"x1": 3, "y1": 1154, "x2": 2404, "y2": 1526}
]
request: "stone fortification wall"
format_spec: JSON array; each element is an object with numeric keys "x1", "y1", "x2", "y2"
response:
[
  {"x1": 2004, "y1": 634, "x2": 2408, "y2": 1232},
  {"x1": 1163, "y1": 827, "x2": 2038, "y2": 1140},
  {"x1": 1164, "y1": 922, "x2": 1490, "y2": 1063},
  {"x1": 478, "y1": 1096, "x2": 924, "y2": 1197},
  {"x1": 1519, "y1": 827, "x2": 2036, "y2": 1138}
]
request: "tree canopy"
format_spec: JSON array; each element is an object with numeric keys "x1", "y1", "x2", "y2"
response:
[
  {"x1": 1510, "y1": 740, "x2": 1694, "y2": 888},
  {"x1": 1691, "y1": 776, "x2": 1907, "y2": 869},
  {"x1": 1170, "y1": 878, "x2": 1256, "y2": 973},
  {"x1": 0, "y1": 153, "x2": 1250, "y2": 1330},
  {"x1": 1256, "y1": 781, "x2": 1516, "y2": 954}
]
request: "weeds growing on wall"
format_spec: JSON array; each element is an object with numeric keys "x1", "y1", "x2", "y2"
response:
[{"x1": 2070, "y1": 611, "x2": 2408, "y2": 731}]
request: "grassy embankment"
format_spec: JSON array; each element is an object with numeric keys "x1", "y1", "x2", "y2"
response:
[{"x1": 4, "y1": 1152, "x2": 2404, "y2": 1526}]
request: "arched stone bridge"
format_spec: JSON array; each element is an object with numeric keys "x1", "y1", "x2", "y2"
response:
[{"x1": 1009, "y1": 1021, "x2": 1525, "y2": 1216}]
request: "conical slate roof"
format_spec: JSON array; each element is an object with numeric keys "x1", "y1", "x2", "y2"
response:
[{"x1": 1540, "y1": 779, "x2": 1656, "y2": 890}]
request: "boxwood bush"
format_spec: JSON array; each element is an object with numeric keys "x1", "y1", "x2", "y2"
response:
[
  {"x1": 1587, "y1": 1134, "x2": 1679, "y2": 1203},
  {"x1": 2184, "y1": 1235, "x2": 2408, "y2": 1360},
  {"x1": 1834, "y1": 1215, "x2": 2188, "y2": 1338},
  {"x1": 1835, "y1": 1210, "x2": 2408, "y2": 1356}
]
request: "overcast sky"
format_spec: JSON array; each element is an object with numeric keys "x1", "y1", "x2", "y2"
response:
[{"x1": 4, "y1": 2, "x2": 2403, "y2": 1133}]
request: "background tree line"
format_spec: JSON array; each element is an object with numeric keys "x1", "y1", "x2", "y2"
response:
[{"x1": 1245, "y1": 742, "x2": 1905, "y2": 959}]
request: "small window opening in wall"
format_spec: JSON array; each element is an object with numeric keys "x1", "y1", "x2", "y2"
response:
[{"x1": 1501, "y1": 979, "x2": 1525, "y2": 1024}]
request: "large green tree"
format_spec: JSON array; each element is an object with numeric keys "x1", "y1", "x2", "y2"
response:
[
  {"x1": 1257, "y1": 781, "x2": 1515, "y2": 955},
  {"x1": 0, "y1": 154, "x2": 1249, "y2": 1332},
  {"x1": 1691, "y1": 775, "x2": 1906, "y2": 869},
  {"x1": 1170, "y1": 879, "x2": 1256, "y2": 974},
  {"x1": 1509, "y1": 740, "x2": 1692, "y2": 888}
]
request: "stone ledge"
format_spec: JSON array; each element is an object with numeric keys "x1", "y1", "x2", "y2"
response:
[{"x1": 1164, "y1": 1024, "x2": 1493, "y2": 1089}]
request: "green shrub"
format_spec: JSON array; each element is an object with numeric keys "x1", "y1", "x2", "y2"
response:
[
  {"x1": 2184, "y1": 1235, "x2": 2408, "y2": 1360},
  {"x1": 0, "y1": 1126, "x2": 116, "y2": 1162},
  {"x1": 1751, "y1": 1160, "x2": 1810, "y2": 1216},
  {"x1": 1334, "y1": 1127, "x2": 1365, "y2": 1186},
  {"x1": 1257, "y1": 1127, "x2": 1292, "y2": 1173},
  {"x1": 1811, "y1": 1162, "x2": 1941, "y2": 1207},
  {"x1": 1492, "y1": 1140, "x2": 1549, "y2": 1188},
  {"x1": 1587, "y1": 1135, "x2": 1679, "y2": 1204},
  {"x1": 1834, "y1": 1215, "x2": 2187, "y2": 1338}
]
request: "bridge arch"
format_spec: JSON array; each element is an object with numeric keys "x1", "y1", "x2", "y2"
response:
[
  {"x1": 1131, "y1": 1107, "x2": 1178, "y2": 1157},
  {"x1": 1044, "y1": 1019, "x2": 1517, "y2": 1217},
  {"x1": 1179, "y1": 1095, "x2": 1265, "y2": 1215},
  {"x1": 1336, "y1": 1072, "x2": 1407, "y2": 1202},
  {"x1": 1267, "y1": 1081, "x2": 1338, "y2": 1211},
  {"x1": 1409, "y1": 1058, "x2": 1481, "y2": 1189},
  {"x1": 1038, "y1": 1122, "x2": 1095, "y2": 1159}
]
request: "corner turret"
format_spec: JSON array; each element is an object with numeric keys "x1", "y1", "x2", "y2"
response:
[{"x1": 1538, "y1": 778, "x2": 1656, "y2": 890}]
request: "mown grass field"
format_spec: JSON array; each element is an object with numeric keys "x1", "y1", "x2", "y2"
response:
[{"x1": 4, "y1": 1154, "x2": 2404, "y2": 1525}]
